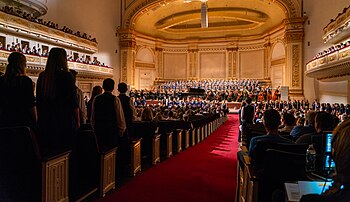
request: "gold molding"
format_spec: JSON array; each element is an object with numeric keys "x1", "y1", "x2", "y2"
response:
[
  {"x1": 271, "y1": 58, "x2": 285, "y2": 66},
  {"x1": 135, "y1": 62, "x2": 155, "y2": 68}
]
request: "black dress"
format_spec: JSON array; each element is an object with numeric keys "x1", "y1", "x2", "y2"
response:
[
  {"x1": 0, "y1": 75, "x2": 36, "y2": 128},
  {"x1": 36, "y1": 71, "x2": 78, "y2": 151}
]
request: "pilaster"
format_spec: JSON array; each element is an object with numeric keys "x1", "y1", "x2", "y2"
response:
[
  {"x1": 119, "y1": 30, "x2": 136, "y2": 86},
  {"x1": 284, "y1": 17, "x2": 305, "y2": 98}
]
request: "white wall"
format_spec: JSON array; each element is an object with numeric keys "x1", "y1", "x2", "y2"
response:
[
  {"x1": 303, "y1": 0, "x2": 350, "y2": 101},
  {"x1": 43, "y1": 0, "x2": 121, "y2": 80}
]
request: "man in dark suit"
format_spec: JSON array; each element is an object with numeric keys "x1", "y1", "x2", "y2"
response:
[
  {"x1": 241, "y1": 97, "x2": 255, "y2": 144},
  {"x1": 91, "y1": 78, "x2": 126, "y2": 148}
]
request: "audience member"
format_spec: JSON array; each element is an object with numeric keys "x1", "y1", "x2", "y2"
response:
[
  {"x1": 0, "y1": 52, "x2": 37, "y2": 128},
  {"x1": 70, "y1": 69, "x2": 87, "y2": 124},
  {"x1": 248, "y1": 109, "x2": 295, "y2": 158},
  {"x1": 300, "y1": 119, "x2": 350, "y2": 202},
  {"x1": 290, "y1": 110, "x2": 316, "y2": 140},
  {"x1": 91, "y1": 78, "x2": 126, "y2": 149},
  {"x1": 296, "y1": 111, "x2": 335, "y2": 144},
  {"x1": 278, "y1": 112, "x2": 296, "y2": 134},
  {"x1": 36, "y1": 48, "x2": 80, "y2": 152},
  {"x1": 86, "y1": 85, "x2": 102, "y2": 123}
]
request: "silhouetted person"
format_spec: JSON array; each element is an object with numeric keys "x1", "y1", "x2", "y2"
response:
[
  {"x1": 86, "y1": 85, "x2": 102, "y2": 123},
  {"x1": 36, "y1": 48, "x2": 79, "y2": 152},
  {"x1": 0, "y1": 52, "x2": 37, "y2": 128},
  {"x1": 91, "y1": 78, "x2": 126, "y2": 149}
]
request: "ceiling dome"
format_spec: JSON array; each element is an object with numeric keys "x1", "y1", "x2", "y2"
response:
[{"x1": 130, "y1": 0, "x2": 287, "y2": 41}]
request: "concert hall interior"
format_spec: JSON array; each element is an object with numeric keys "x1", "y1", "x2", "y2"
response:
[{"x1": 1, "y1": 0, "x2": 350, "y2": 202}]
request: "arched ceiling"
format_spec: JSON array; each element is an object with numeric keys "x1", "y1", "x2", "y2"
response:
[{"x1": 131, "y1": 0, "x2": 287, "y2": 41}]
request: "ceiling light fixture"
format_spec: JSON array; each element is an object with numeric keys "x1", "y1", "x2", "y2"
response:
[{"x1": 184, "y1": 0, "x2": 208, "y2": 28}]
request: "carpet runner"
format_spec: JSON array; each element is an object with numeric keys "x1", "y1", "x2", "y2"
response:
[{"x1": 96, "y1": 114, "x2": 239, "y2": 202}]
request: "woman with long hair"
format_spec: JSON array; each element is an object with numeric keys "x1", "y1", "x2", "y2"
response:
[
  {"x1": 86, "y1": 85, "x2": 103, "y2": 123},
  {"x1": 0, "y1": 52, "x2": 37, "y2": 128},
  {"x1": 36, "y1": 47, "x2": 79, "y2": 152}
]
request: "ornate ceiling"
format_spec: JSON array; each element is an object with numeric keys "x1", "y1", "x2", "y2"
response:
[{"x1": 130, "y1": 0, "x2": 287, "y2": 41}]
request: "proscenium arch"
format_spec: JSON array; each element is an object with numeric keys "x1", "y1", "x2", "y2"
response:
[{"x1": 122, "y1": 0, "x2": 302, "y2": 30}]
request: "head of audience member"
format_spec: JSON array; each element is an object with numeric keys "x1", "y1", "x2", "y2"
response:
[
  {"x1": 141, "y1": 107, "x2": 153, "y2": 121},
  {"x1": 245, "y1": 97, "x2": 252, "y2": 105},
  {"x1": 282, "y1": 112, "x2": 296, "y2": 127},
  {"x1": 118, "y1": 82, "x2": 128, "y2": 94},
  {"x1": 103, "y1": 78, "x2": 114, "y2": 92},
  {"x1": 315, "y1": 111, "x2": 335, "y2": 133},
  {"x1": 41, "y1": 48, "x2": 68, "y2": 98},
  {"x1": 296, "y1": 117, "x2": 305, "y2": 126},
  {"x1": 45, "y1": 48, "x2": 68, "y2": 73},
  {"x1": 305, "y1": 110, "x2": 316, "y2": 126},
  {"x1": 91, "y1": 85, "x2": 103, "y2": 101},
  {"x1": 325, "y1": 119, "x2": 350, "y2": 195},
  {"x1": 4, "y1": 52, "x2": 26, "y2": 78},
  {"x1": 262, "y1": 109, "x2": 281, "y2": 134}
]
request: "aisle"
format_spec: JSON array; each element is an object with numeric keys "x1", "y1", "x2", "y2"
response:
[{"x1": 96, "y1": 114, "x2": 239, "y2": 202}]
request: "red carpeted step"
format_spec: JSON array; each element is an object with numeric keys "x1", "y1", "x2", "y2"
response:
[{"x1": 96, "y1": 114, "x2": 239, "y2": 202}]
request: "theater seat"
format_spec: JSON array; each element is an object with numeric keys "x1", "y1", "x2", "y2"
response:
[
  {"x1": 72, "y1": 129, "x2": 116, "y2": 200},
  {"x1": 0, "y1": 126, "x2": 70, "y2": 202}
]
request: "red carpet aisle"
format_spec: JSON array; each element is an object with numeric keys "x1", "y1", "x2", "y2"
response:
[{"x1": 96, "y1": 114, "x2": 239, "y2": 202}]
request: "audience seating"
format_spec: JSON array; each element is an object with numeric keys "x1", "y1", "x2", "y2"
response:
[
  {"x1": 133, "y1": 121, "x2": 160, "y2": 165},
  {"x1": 238, "y1": 143, "x2": 309, "y2": 202},
  {"x1": 72, "y1": 129, "x2": 117, "y2": 200},
  {"x1": 0, "y1": 114, "x2": 224, "y2": 201},
  {"x1": 0, "y1": 126, "x2": 70, "y2": 202},
  {"x1": 130, "y1": 138, "x2": 142, "y2": 176}
]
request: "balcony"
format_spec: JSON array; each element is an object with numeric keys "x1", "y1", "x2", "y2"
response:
[
  {"x1": 305, "y1": 45, "x2": 350, "y2": 80},
  {"x1": 0, "y1": 49, "x2": 113, "y2": 78}
]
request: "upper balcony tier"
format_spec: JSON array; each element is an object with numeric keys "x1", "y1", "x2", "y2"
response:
[
  {"x1": 0, "y1": 49, "x2": 113, "y2": 78},
  {"x1": 0, "y1": 0, "x2": 47, "y2": 17},
  {"x1": 323, "y1": 5, "x2": 350, "y2": 44},
  {"x1": 0, "y1": 11, "x2": 98, "y2": 54}
]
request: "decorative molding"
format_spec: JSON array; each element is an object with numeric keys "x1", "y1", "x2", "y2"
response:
[
  {"x1": 285, "y1": 32, "x2": 303, "y2": 43},
  {"x1": 271, "y1": 58, "x2": 286, "y2": 66},
  {"x1": 121, "y1": 51, "x2": 128, "y2": 82},
  {"x1": 292, "y1": 44, "x2": 300, "y2": 87},
  {"x1": 135, "y1": 62, "x2": 155, "y2": 68}
]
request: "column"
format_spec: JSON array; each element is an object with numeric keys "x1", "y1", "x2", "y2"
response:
[
  {"x1": 284, "y1": 17, "x2": 305, "y2": 98},
  {"x1": 155, "y1": 45, "x2": 163, "y2": 80},
  {"x1": 119, "y1": 30, "x2": 136, "y2": 86}
]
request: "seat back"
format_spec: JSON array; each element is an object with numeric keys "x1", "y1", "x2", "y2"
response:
[
  {"x1": 252, "y1": 141, "x2": 308, "y2": 170},
  {"x1": 258, "y1": 149, "x2": 308, "y2": 202},
  {"x1": 0, "y1": 126, "x2": 41, "y2": 201},
  {"x1": 71, "y1": 129, "x2": 100, "y2": 200}
]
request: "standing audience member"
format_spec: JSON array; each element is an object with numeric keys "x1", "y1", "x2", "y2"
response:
[
  {"x1": 36, "y1": 48, "x2": 80, "y2": 152},
  {"x1": 70, "y1": 69, "x2": 87, "y2": 124},
  {"x1": 117, "y1": 82, "x2": 135, "y2": 135},
  {"x1": 301, "y1": 119, "x2": 350, "y2": 201},
  {"x1": 91, "y1": 78, "x2": 126, "y2": 149},
  {"x1": 86, "y1": 85, "x2": 102, "y2": 123},
  {"x1": 241, "y1": 97, "x2": 255, "y2": 143},
  {"x1": 0, "y1": 52, "x2": 37, "y2": 128}
]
